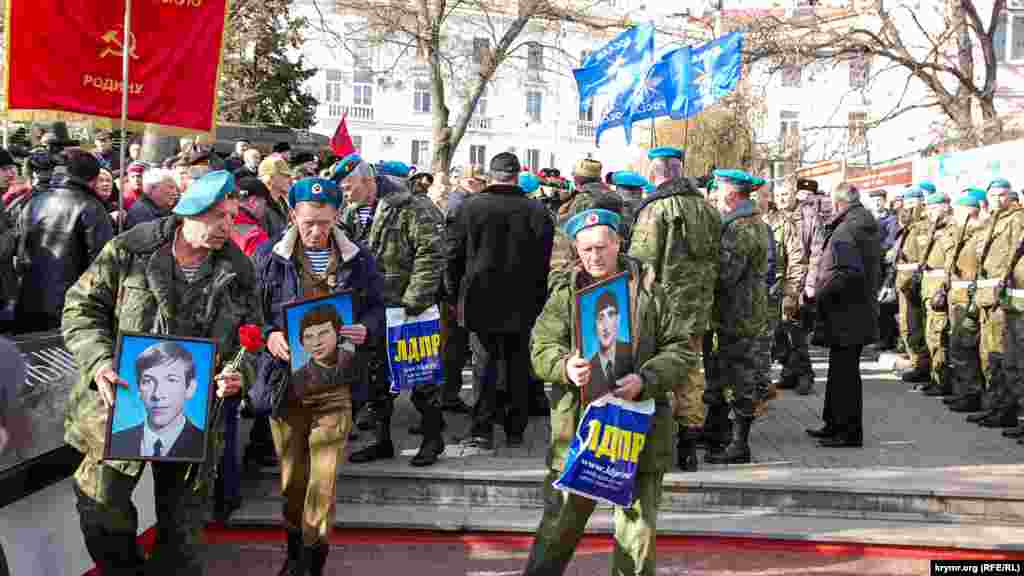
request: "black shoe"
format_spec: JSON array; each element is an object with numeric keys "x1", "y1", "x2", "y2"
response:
[
  {"x1": 677, "y1": 430, "x2": 699, "y2": 472},
  {"x1": 901, "y1": 367, "x2": 930, "y2": 384},
  {"x1": 967, "y1": 410, "x2": 996, "y2": 423},
  {"x1": 356, "y1": 406, "x2": 376, "y2": 431},
  {"x1": 1002, "y1": 425, "x2": 1024, "y2": 438},
  {"x1": 706, "y1": 418, "x2": 752, "y2": 464},
  {"x1": 950, "y1": 396, "x2": 983, "y2": 413},
  {"x1": 441, "y1": 399, "x2": 473, "y2": 414},
  {"x1": 943, "y1": 395, "x2": 964, "y2": 405},
  {"x1": 460, "y1": 435, "x2": 494, "y2": 450},
  {"x1": 409, "y1": 438, "x2": 445, "y2": 467},
  {"x1": 818, "y1": 435, "x2": 863, "y2": 448},
  {"x1": 806, "y1": 425, "x2": 836, "y2": 439},
  {"x1": 795, "y1": 375, "x2": 814, "y2": 395},
  {"x1": 409, "y1": 418, "x2": 448, "y2": 435},
  {"x1": 506, "y1": 432, "x2": 525, "y2": 447},
  {"x1": 349, "y1": 441, "x2": 395, "y2": 463},
  {"x1": 979, "y1": 410, "x2": 1018, "y2": 428},
  {"x1": 921, "y1": 384, "x2": 943, "y2": 396},
  {"x1": 776, "y1": 375, "x2": 797, "y2": 390}
]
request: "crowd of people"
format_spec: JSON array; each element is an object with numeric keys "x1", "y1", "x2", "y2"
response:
[{"x1": 0, "y1": 122, "x2": 1020, "y2": 575}]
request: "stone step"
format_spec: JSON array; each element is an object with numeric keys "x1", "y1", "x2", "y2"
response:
[{"x1": 234, "y1": 459, "x2": 1024, "y2": 529}]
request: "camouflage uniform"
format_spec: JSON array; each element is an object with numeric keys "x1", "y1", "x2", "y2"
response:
[
  {"x1": 1001, "y1": 241, "x2": 1024, "y2": 436},
  {"x1": 778, "y1": 205, "x2": 814, "y2": 391},
  {"x1": 550, "y1": 182, "x2": 626, "y2": 278},
  {"x1": 525, "y1": 256, "x2": 694, "y2": 576},
  {"x1": 342, "y1": 181, "x2": 446, "y2": 464},
  {"x1": 947, "y1": 220, "x2": 985, "y2": 409},
  {"x1": 917, "y1": 214, "x2": 953, "y2": 392},
  {"x1": 61, "y1": 216, "x2": 262, "y2": 576},
  {"x1": 706, "y1": 200, "x2": 769, "y2": 464},
  {"x1": 626, "y1": 177, "x2": 720, "y2": 436},
  {"x1": 762, "y1": 205, "x2": 787, "y2": 362},
  {"x1": 892, "y1": 205, "x2": 930, "y2": 376}
]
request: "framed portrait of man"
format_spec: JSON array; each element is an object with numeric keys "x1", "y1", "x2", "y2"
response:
[
  {"x1": 283, "y1": 291, "x2": 357, "y2": 387},
  {"x1": 105, "y1": 334, "x2": 217, "y2": 462},
  {"x1": 575, "y1": 272, "x2": 633, "y2": 404}
]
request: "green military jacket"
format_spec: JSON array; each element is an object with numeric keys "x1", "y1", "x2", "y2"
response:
[
  {"x1": 950, "y1": 219, "x2": 985, "y2": 306},
  {"x1": 342, "y1": 188, "x2": 443, "y2": 312},
  {"x1": 974, "y1": 207, "x2": 1024, "y2": 309},
  {"x1": 550, "y1": 183, "x2": 626, "y2": 279},
  {"x1": 627, "y1": 177, "x2": 721, "y2": 334},
  {"x1": 531, "y1": 256, "x2": 695, "y2": 474},
  {"x1": 714, "y1": 200, "x2": 769, "y2": 339},
  {"x1": 913, "y1": 214, "x2": 951, "y2": 302},
  {"x1": 892, "y1": 209, "x2": 928, "y2": 294},
  {"x1": 62, "y1": 216, "x2": 262, "y2": 478}
]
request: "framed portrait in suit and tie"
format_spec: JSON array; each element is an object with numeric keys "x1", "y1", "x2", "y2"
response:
[
  {"x1": 575, "y1": 272, "x2": 633, "y2": 405},
  {"x1": 105, "y1": 333, "x2": 217, "y2": 462}
]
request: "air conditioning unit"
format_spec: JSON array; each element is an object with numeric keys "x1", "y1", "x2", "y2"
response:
[{"x1": 383, "y1": 136, "x2": 396, "y2": 147}]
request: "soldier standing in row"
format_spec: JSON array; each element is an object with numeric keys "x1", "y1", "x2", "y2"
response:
[
  {"x1": 946, "y1": 189, "x2": 988, "y2": 413},
  {"x1": 61, "y1": 172, "x2": 262, "y2": 574},
  {"x1": 1000, "y1": 203, "x2": 1024, "y2": 441},
  {"x1": 892, "y1": 186, "x2": 931, "y2": 384},
  {"x1": 627, "y1": 147, "x2": 720, "y2": 472},
  {"x1": 916, "y1": 192, "x2": 953, "y2": 397},
  {"x1": 705, "y1": 169, "x2": 769, "y2": 465}
]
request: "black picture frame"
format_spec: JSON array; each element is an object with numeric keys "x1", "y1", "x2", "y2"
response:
[
  {"x1": 574, "y1": 271, "x2": 633, "y2": 405},
  {"x1": 282, "y1": 290, "x2": 357, "y2": 379}
]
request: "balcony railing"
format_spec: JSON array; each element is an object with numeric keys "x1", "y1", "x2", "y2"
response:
[
  {"x1": 467, "y1": 116, "x2": 492, "y2": 130},
  {"x1": 344, "y1": 105, "x2": 375, "y2": 121},
  {"x1": 576, "y1": 121, "x2": 595, "y2": 139}
]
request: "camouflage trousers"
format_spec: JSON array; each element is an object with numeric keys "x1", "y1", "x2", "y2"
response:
[
  {"x1": 948, "y1": 304, "x2": 983, "y2": 399},
  {"x1": 73, "y1": 451, "x2": 209, "y2": 576},
  {"x1": 898, "y1": 291, "x2": 930, "y2": 370},
  {"x1": 523, "y1": 469, "x2": 663, "y2": 576},
  {"x1": 270, "y1": 389, "x2": 353, "y2": 546},
  {"x1": 1004, "y1": 310, "x2": 1024, "y2": 414},
  {"x1": 923, "y1": 298, "x2": 949, "y2": 389},
  {"x1": 703, "y1": 334, "x2": 767, "y2": 419},
  {"x1": 979, "y1": 307, "x2": 1011, "y2": 411},
  {"x1": 672, "y1": 332, "x2": 706, "y2": 430},
  {"x1": 778, "y1": 319, "x2": 813, "y2": 385}
]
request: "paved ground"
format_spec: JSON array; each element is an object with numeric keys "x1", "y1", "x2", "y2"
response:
[{"x1": 334, "y1": 348, "x2": 1024, "y2": 471}]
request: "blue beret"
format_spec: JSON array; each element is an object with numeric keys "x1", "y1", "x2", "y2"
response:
[
  {"x1": 901, "y1": 186, "x2": 924, "y2": 200},
  {"x1": 955, "y1": 191, "x2": 981, "y2": 207},
  {"x1": 751, "y1": 176, "x2": 767, "y2": 190},
  {"x1": 917, "y1": 181, "x2": 937, "y2": 195},
  {"x1": 988, "y1": 177, "x2": 1012, "y2": 191},
  {"x1": 173, "y1": 170, "x2": 236, "y2": 216},
  {"x1": 612, "y1": 171, "x2": 648, "y2": 188},
  {"x1": 332, "y1": 153, "x2": 366, "y2": 182},
  {"x1": 377, "y1": 160, "x2": 412, "y2": 178},
  {"x1": 965, "y1": 187, "x2": 988, "y2": 204},
  {"x1": 647, "y1": 147, "x2": 683, "y2": 160},
  {"x1": 925, "y1": 192, "x2": 947, "y2": 205},
  {"x1": 289, "y1": 177, "x2": 342, "y2": 209},
  {"x1": 563, "y1": 209, "x2": 621, "y2": 240},
  {"x1": 519, "y1": 172, "x2": 541, "y2": 194},
  {"x1": 713, "y1": 168, "x2": 753, "y2": 185}
]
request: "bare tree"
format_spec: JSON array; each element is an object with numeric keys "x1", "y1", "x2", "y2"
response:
[
  {"x1": 307, "y1": 0, "x2": 618, "y2": 172},
  {"x1": 734, "y1": 0, "x2": 1011, "y2": 151}
]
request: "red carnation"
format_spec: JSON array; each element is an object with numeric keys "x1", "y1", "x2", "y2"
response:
[{"x1": 239, "y1": 324, "x2": 265, "y2": 352}]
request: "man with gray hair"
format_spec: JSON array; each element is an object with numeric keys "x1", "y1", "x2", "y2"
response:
[
  {"x1": 807, "y1": 183, "x2": 880, "y2": 448},
  {"x1": 124, "y1": 168, "x2": 180, "y2": 230},
  {"x1": 627, "y1": 147, "x2": 720, "y2": 471}
]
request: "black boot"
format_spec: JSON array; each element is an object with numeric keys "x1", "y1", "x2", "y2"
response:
[
  {"x1": 967, "y1": 409, "x2": 997, "y2": 423},
  {"x1": 349, "y1": 402, "x2": 395, "y2": 464},
  {"x1": 708, "y1": 417, "x2": 752, "y2": 464},
  {"x1": 795, "y1": 374, "x2": 814, "y2": 396},
  {"x1": 410, "y1": 407, "x2": 445, "y2": 467},
  {"x1": 1002, "y1": 423, "x2": 1024, "y2": 438},
  {"x1": 950, "y1": 394, "x2": 982, "y2": 413},
  {"x1": 278, "y1": 530, "x2": 302, "y2": 576},
  {"x1": 979, "y1": 408, "x2": 1018, "y2": 428},
  {"x1": 943, "y1": 394, "x2": 963, "y2": 405},
  {"x1": 309, "y1": 543, "x2": 328, "y2": 576},
  {"x1": 901, "y1": 366, "x2": 930, "y2": 384},
  {"x1": 356, "y1": 404, "x2": 376, "y2": 431},
  {"x1": 703, "y1": 405, "x2": 731, "y2": 463},
  {"x1": 677, "y1": 428, "x2": 699, "y2": 472},
  {"x1": 408, "y1": 417, "x2": 447, "y2": 435}
]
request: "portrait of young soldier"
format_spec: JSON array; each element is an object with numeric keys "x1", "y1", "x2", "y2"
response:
[
  {"x1": 293, "y1": 303, "x2": 357, "y2": 389},
  {"x1": 586, "y1": 289, "x2": 632, "y2": 400}
]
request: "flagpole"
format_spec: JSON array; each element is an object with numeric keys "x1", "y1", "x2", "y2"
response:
[
  {"x1": 117, "y1": 0, "x2": 133, "y2": 234},
  {"x1": 650, "y1": 116, "x2": 656, "y2": 148}
]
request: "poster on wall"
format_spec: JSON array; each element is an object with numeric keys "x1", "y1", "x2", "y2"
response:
[{"x1": 913, "y1": 140, "x2": 1024, "y2": 199}]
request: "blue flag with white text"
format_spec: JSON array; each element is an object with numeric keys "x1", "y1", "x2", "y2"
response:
[
  {"x1": 595, "y1": 47, "x2": 690, "y2": 146},
  {"x1": 573, "y1": 23, "x2": 655, "y2": 114},
  {"x1": 674, "y1": 31, "x2": 743, "y2": 119}
]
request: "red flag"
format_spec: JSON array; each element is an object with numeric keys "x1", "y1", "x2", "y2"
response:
[
  {"x1": 4, "y1": 0, "x2": 229, "y2": 134},
  {"x1": 331, "y1": 114, "x2": 356, "y2": 158}
]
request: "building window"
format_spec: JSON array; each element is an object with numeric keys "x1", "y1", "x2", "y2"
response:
[
  {"x1": 526, "y1": 149, "x2": 541, "y2": 172},
  {"x1": 995, "y1": 12, "x2": 1024, "y2": 63},
  {"x1": 781, "y1": 64, "x2": 801, "y2": 88},
  {"x1": 353, "y1": 84, "x2": 372, "y2": 107},
  {"x1": 526, "y1": 91, "x2": 543, "y2": 122},
  {"x1": 470, "y1": 145, "x2": 487, "y2": 167},
  {"x1": 849, "y1": 53, "x2": 869, "y2": 89},
  {"x1": 352, "y1": 135, "x2": 363, "y2": 153},
  {"x1": 414, "y1": 80, "x2": 432, "y2": 113},
  {"x1": 473, "y1": 37, "x2": 491, "y2": 66},
  {"x1": 579, "y1": 106, "x2": 594, "y2": 123},
  {"x1": 528, "y1": 43, "x2": 543, "y2": 69},
  {"x1": 411, "y1": 139, "x2": 429, "y2": 166},
  {"x1": 325, "y1": 69, "x2": 345, "y2": 118},
  {"x1": 848, "y1": 111, "x2": 867, "y2": 151},
  {"x1": 780, "y1": 110, "x2": 800, "y2": 147}
]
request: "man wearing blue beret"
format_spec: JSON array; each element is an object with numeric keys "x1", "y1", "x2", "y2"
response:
[
  {"x1": 887, "y1": 184, "x2": 932, "y2": 385},
  {"x1": 627, "y1": 146, "x2": 721, "y2": 471},
  {"x1": 252, "y1": 177, "x2": 386, "y2": 573},
  {"x1": 61, "y1": 170, "x2": 263, "y2": 575},
  {"x1": 915, "y1": 191, "x2": 955, "y2": 399},
  {"x1": 330, "y1": 153, "x2": 448, "y2": 468}
]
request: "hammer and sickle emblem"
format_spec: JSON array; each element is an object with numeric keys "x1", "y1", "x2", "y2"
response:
[{"x1": 100, "y1": 28, "x2": 140, "y2": 60}]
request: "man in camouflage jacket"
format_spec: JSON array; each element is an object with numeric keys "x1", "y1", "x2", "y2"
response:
[
  {"x1": 776, "y1": 181, "x2": 815, "y2": 394},
  {"x1": 61, "y1": 172, "x2": 261, "y2": 575},
  {"x1": 704, "y1": 170, "x2": 769, "y2": 465},
  {"x1": 549, "y1": 158, "x2": 625, "y2": 278},
  {"x1": 943, "y1": 190, "x2": 986, "y2": 413},
  {"x1": 916, "y1": 192, "x2": 953, "y2": 397},
  {"x1": 626, "y1": 147, "x2": 720, "y2": 472},
  {"x1": 524, "y1": 208, "x2": 694, "y2": 576},
  {"x1": 333, "y1": 154, "x2": 446, "y2": 466},
  {"x1": 892, "y1": 186, "x2": 931, "y2": 383}
]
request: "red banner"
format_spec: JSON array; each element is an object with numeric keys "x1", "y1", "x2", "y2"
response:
[
  {"x1": 3, "y1": 0, "x2": 230, "y2": 135},
  {"x1": 330, "y1": 114, "x2": 356, "y2": 158}
]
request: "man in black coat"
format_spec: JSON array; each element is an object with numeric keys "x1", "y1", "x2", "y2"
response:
[
  {"x1": 15, "y1": 149, "x2": 114, "y2": 332},
  {"x1": 807, "y1": 183, "x2": 881, "y2": 447},
  {"x1": 445, "y1": 152, "x2": 555, "y2": 448}
]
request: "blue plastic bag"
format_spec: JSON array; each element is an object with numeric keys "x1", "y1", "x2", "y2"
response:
[
  {"x1": 386, "y1": 306, "x2": 443, "y2": 393},
  {"x1": 553, "y1": 396, "x2": 655, "y2": 507}
]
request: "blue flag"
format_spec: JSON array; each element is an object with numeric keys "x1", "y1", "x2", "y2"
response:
[
  {"x1": 573, "y1": 23, "x2": 655, "y2": 114},
  {"x1": 674, "y1": 31, "x2": 743, "y2": 119},
  {"x1": 595, "y1": 47, "x2": 690, "y2": 146}
]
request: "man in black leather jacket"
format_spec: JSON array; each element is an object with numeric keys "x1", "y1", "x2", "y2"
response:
[{"x1": 15, "y1": 150, "x2": 114, "y2": 332}]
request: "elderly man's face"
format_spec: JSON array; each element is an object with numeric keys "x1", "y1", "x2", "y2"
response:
[
  {"x1": 596, "y1": 303, "x2": 619, "y2": 353},
  {"x1": 184, "y1": 199, "x2": 239, "y2": 250},
  {"x1": 292, "y1": 202, "x2": 338, "y2": 249},
  {"x1": 129, "y1": 143, "x2": 142, "y2": 160},
  {"x1": 777, "y1": 186, "x2": 795, "y2": 210},
  {"x1": 138, "y1": 359, "x2": 195, "y2": 431},
  {"x1": 95, "y1": 171, "x2": 114, "y2": 200},
  {"x1": 150, "y1": 181, "x2": 180, "y2": 211},
  {"x1": 342, "y1": 175, "x2": 377, "y2": 205},
  {"x1": 575, "y1": 225, "x2": 620, "y2": 280},
  {"x1": 95, "y1": 136, "x2": 112, "y2": 154},
  {"x1": 244, "y1": 149, "x2": 262, "y2": 170},
  {"x1": 129, "y1": 172, "x2": 144, "y2": 190},
  {"x1": 302, "y1": 321, "x2": 338, "y2": 364}
]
